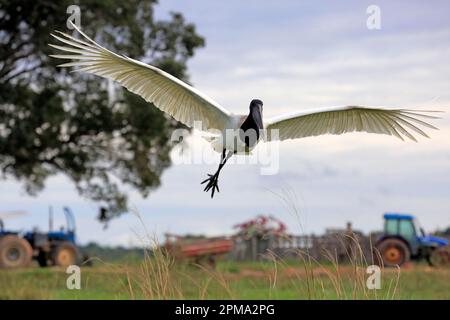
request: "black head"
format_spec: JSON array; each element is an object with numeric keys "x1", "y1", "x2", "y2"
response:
[
  {"x1": 250, "y1": 99, "x2": 263, "y2": 108},
  {"x1": 250, "y1": 99, "x2": 263, "y2": 114}
]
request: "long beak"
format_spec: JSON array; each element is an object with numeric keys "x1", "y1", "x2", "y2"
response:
[{"x1": 251, "y1": 106, "x2": 264, "y2": 130}]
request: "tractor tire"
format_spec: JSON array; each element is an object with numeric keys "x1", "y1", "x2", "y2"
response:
[
  {"x1": 429, "y1": 246, "x2": 450, "y2": 267},
  {"x1": 51, "y1": 242, "x2": 79, "y2": 267},
  {"x1": 0, "y1": 235, "x2": 33, "y2": 269},
  {"x1": 376, "y1": 238, "x2": 410, "y2": 267}
]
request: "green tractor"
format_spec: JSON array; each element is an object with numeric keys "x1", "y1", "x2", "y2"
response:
[{"x1": 375, "y1": 213, "x2": 449, "y2": 267}]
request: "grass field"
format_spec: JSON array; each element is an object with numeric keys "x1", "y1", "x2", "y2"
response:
[{"x1": 1, "y1": 258, "x2": 449, "y2": 300}]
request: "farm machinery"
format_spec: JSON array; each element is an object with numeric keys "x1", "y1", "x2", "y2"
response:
[
  {"x1": 164, "y1": 233, "x2": 234, "y2": 267},
  {"x1": 0, "y1": 207, "x2": 81, "y2": 269},
  {"x1": 375, "y1": 213, "x2": 449, "y2": 267}
]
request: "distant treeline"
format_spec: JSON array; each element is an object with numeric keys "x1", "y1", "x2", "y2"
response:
[
  {"x1": 80, "y1": 242, "x2": 146, "y2": 263},
  {"x1": 435, "y1": 226, "x2": 450, "y2": 237}
]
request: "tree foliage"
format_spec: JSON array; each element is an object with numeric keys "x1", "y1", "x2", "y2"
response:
[{"x1": 0, "y1": 0, "x2": 204, "y2": 221}]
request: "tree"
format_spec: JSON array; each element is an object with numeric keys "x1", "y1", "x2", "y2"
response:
[{"x1": 0, "y1": 1, "x2": 205, "y2": 222}]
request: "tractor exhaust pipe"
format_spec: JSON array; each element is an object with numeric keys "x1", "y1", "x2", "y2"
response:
[{"x1": 49, "y1": 206, "x2": 53, "y2": 232}]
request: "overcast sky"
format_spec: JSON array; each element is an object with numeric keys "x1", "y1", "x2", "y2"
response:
[{"x1": 1, "y1": 0, "x2": 449, "y2": 246}]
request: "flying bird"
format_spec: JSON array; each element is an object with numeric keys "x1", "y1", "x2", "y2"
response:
[{"x1": 49, "y1": 22, "x2": 440, "y2": 198}]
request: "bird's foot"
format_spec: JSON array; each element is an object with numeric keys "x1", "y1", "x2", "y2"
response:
[{"x1": 201, "y1": 173, "x2": 220, "y2": 198}]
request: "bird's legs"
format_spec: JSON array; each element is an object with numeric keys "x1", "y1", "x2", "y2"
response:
[{"x1": 201, "y1": 149, "x2": 233, "y2": 198}]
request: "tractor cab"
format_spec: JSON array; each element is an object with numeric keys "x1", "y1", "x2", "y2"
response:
[
  {"x1": 376, "y1": 213, "x2": 449, "y2": 267},
  {"x1": 46, "y1": 207, "x2": 77, "y2": 244},
  {"x1": 383, "y1": 213, "x2": 447, "y2": 254},
  {"x1": 23, "y1": 207, "x2": 77, "y2": 245}
]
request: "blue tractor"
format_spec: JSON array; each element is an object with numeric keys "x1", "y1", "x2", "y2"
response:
[
  {"x1": 0, "y1": 207, "x2": 80, "y2": 269},
  {"x1": 375, "y1": 213, "x2": 449, "y2": 267}
]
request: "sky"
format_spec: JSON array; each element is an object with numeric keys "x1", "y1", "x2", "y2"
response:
[{"x1": 1, "y1": 0, "x2": 450, "y2": 246}]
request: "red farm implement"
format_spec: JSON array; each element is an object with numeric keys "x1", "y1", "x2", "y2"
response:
[{"x1": 163, "y1": 233, "x2": 234, "y2": 267}]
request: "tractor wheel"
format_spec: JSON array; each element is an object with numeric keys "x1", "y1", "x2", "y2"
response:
[
  {"x1": 0, "y1": 235, "x2": 33, "y2": 269},
  {"x1": 51, "y1": 242, "x2": 79, "y2": 267},
  {"x1": 429, "y1": 247, "x2": 450, "y2": 267},
  {"x1": 376, "y1": 238, "x2": 410, "y2": 267}
]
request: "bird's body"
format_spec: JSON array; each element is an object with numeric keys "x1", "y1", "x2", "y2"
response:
[
  {"x1": 50, "y1": 22, "x2": 441, "y2": 198},
  {"x1": 208, "y1": 109, "x2": 264, "y2": 154}
]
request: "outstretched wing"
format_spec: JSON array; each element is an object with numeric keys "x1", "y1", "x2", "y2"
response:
[
  {"x1": 49, "y1": 22, "x2": 232, "y2": 131},
  {"x1": 265, "y1": 106, "x2": 440, "y2": 142}
]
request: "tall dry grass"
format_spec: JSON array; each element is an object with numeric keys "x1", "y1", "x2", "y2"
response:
[
  {"x1": 265, "y1": 186, "x2": 401, "y2": 300},
  {"x1": 121, "y1": 191, "x2": 401, "y2": 300}
]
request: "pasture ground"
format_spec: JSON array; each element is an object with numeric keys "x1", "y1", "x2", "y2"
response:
[{"x1": 0, "y1": 259, "x2": 448, "y2": 300}]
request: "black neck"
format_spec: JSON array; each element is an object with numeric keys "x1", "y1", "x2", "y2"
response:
[{"x1": 240, "y1": 108, "x2": 263, "y2": 148}]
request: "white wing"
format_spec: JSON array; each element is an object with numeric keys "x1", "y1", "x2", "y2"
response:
[
  {"x1": 265, "y1": 106, "x2": 440, "y2": 142},
  {"x1": 49, "y1": 22, "x2": 232, "y2": 131}
]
